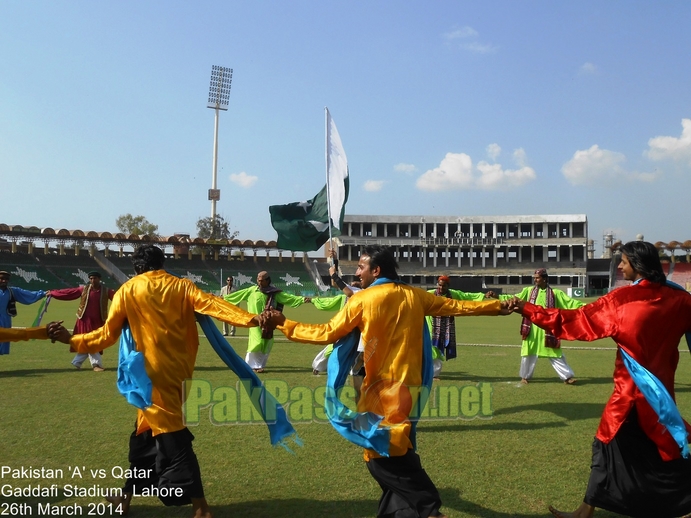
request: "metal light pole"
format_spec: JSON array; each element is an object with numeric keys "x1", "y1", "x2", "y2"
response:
[{"x1": 207, "y1": 65, "x2": 233, "y2": 231}]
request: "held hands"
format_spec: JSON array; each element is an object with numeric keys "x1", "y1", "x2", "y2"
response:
[
  {"x1": 47, "y1": 321, "x2": 71, "y2": 344},
  {"x1": 258, "y1": 308, "x2": 286, "y2": 331},
  {"x1": 484, "y1": 290, "x2": 497, "y2": 299},
  {"x1": 510, "y1": 297, "x2": 527, "y2": 314},
  {"x1": 498, "y1": 297, "x2": 525, "y2": 315}
]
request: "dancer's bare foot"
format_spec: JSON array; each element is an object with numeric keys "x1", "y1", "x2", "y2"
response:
[
  {"x1": 564, "y1": 377, "x2": 577, "y2": 385},
  {"x1": 548, "y1": 502, "x2": 595, "y2": 518},
  {"x1": 521, "y1": 378, "x2": 529, "y2": 384},
  {"x1": 105, "y1": 493, "x2": 131, "y2": 515},
  {"x1": 192, "y1": 497, "x2": 212, "y2": 518}
]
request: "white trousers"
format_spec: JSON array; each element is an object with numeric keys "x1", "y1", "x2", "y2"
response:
[
  {"x1": 433, "y1": 359, "x2": 443, "y2": 378},
  {"x1": 72, "y1": 352, "x2": 102, "y2": 368},
  {"x1": 245, "y1": 351, "x2": 269, "y2": 370},
  {"x1": 519, "y1": 353, "x2": 574, "y2": 381},
  {"x1": 312, "y1": 347, "x2": 330, "y2": 373},
  {"x1": 222, "y1": 322, "x2": 236, "y2": 336}
]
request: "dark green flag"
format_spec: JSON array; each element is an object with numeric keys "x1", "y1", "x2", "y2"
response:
[{"x1": 269, "y1": 178, "x2": 349, "y2": 252}]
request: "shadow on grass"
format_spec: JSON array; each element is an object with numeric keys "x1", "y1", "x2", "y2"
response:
[
  {"x1": 438, "y1": 372, "x2": 615, "y2": 386},
  {"x1": 419, "y1": 420, "x2": 568, "y2": 433},
  {"x1": 193, "y1": 365, "x2": 312, "y2": 375},
  {"x1": 120, "y1": 498, "x2": 379, "y2": 517},
  {"x1": 494, "y1": 402, "x2": 604, "y2": 421},
  {"x1": 439, "y1": 486, "x2": 545, "y2": 517},
  {"x1": 0, "y1": 368, "x2": 90, "y2": 378}
]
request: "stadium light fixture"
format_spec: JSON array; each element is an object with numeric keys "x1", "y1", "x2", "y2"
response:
[{"x1": 207, "y1": 65, "x2": 233, "y2": 227}]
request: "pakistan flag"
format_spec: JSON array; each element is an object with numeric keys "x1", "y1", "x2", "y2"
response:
[{"x1": 269, "y1": 177, "x2": 349, "y2": 252}]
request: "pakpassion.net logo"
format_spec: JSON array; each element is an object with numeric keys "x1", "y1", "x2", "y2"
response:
[{"x1": 183, "y1": 379, "x2": 493, "y2": 425}]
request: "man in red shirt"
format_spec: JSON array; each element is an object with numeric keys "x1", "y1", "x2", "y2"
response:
[{"x1": 50, "y1": 271, "x2": 115, "y2": 371}]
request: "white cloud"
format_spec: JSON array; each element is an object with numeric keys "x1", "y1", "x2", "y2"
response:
[
  {"x1": 443, "y1": 26, "x2": 478, "y2": 41},
  {"x1": 513, "y1": 148, "x2": 527, "y2": 167},
  {"x1": 561, "y1": 145, "x2": 658, "y2": 186},
  {"x1": 363, "y1": 180, "x2": 384, "y2": 192},
  {"x1": 416, "y1": 153, "x2": 474, "y2": 191},
  {"x1": 486, "y1": 143, "x2": 501, "y2": 161},
  {"x1": 393, "y1": 162, "x2": 416, "y2": 174},
  {"x1": 443, "y1": 25, "x2": 497, "y2": 54},
  {"x1": 416, "y1": 150, "x2": 536, "y2": 191},
  {"x1": 476, "y1": 162, "x2": 536, "y2": 190},
  {"x1": 646, "y1": 118, "x2": 691, "y2": 165},
  {"x1": 229, "y1": 171, "x2": 258, "y2": 188},
  {"x1": 579, "y1": 62, "x2": 597, "y2": 75}
]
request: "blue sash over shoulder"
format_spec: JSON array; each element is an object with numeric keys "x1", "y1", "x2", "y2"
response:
[{"x1": 325, "y1": 277, "x2": 433, "y2": 457}]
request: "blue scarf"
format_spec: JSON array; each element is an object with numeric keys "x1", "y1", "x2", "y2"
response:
[
  {"x1": 195, "y1": 313, "x2": 301, "y2": 451},
  {"x1": 619, "y1": 279, "x2": 690, "y2": 458},
  {"x1": 116, "y1": 322, "x2": 153, "y2": 410},
  {"x1": 324, "y1": 277, "x2": 433, "y2": 457},
  {"x1": 115, "y1": 276, "x2": 300, "y2": 451}
]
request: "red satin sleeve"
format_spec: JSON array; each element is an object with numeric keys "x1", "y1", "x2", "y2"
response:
[{"x1": 522, "y1": 296, "x2": 617, "y2": 342}]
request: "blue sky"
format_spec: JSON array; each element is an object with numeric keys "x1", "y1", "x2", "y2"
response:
[{"x1": 1, "y1": 1, "x2": 690, "y2": 256}]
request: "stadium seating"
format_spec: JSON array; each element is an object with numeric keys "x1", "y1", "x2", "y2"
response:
[
  {"x1": 0, "y1": 250, "x2": 331, "y2": 296},
  {"x1": 0, "y1": 251, "x2": 66, "y2": 290},
  {"x1": 668, "y1": 262, "x2": 691, "y2": 290}
]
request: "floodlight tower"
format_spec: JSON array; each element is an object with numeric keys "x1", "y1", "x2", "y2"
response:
[{"x1": 207, "y1": 65, "x2": 233, "y2": 228}]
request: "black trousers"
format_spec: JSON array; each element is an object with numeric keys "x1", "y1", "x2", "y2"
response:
[
  {"x1": 585, "y1": 411, "x2": 691, "y2": 518},
  {"x1": 366, "y1": 449, "x2": 443, "y2": 518},
  {"x1": 124, "y1": 424, "x2": 204, "y2": 506}
]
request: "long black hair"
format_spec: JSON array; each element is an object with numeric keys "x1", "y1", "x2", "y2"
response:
[
  {"x1": 620, "y1": 240, "x2": 666, "y2": 284},
  {"x1": 132, "y1": 244, "x2": 166, "y2": 274},
  {"x1": 362, "y1": 245, "x2": 399, "y2": 280}
]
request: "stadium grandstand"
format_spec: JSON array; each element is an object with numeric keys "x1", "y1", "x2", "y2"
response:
[
  {"x1": 2, "y1": 221, "x2": 689, "y2": 297},
  {"x1": 330, "y1": 214, "x2": 593, "y2": 295},
  {"x1": 0, "y1": 223, "x2": 333, "y2": 297}
]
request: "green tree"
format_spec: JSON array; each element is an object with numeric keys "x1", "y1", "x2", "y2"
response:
[
  {"x1": 196, "y1": 215, "x2": 238, "y2": 241},
  {"x1": 116, "y1": 214, "x2": 159, "y2": 237}
]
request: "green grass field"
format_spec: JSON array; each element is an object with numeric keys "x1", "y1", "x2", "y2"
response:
[{"x1": 2, "y1": 297, "x2": 690, "y2": 517}]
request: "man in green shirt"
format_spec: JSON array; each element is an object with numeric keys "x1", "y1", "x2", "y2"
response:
[
  {"x1": 224, "y1": 270, "x2": 309, "y2": 372},
  {"x1": 501, "y1": 268, "x2": 584, "y2": 384}
]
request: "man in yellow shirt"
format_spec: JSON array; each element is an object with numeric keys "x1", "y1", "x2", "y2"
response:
[
  {"x1": 51, "y1": 244, "x2": 263, "y2": 518},
  {"x1": 272, "y1": 245, "x2": 510, "y2": 518}
]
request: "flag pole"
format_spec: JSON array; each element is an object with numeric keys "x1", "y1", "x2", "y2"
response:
[{"x1": 324, "y1": 107, "x2": 334, "y2": 260}]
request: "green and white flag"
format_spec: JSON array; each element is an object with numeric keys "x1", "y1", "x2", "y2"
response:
[{"x1": 269, "y1": 109, "x2": 349, "y2": 251}]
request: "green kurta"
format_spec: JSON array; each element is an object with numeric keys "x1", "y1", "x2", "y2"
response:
[
  {"x1": 501, "y1": 287, "x2": 585, "y2": 358},
  {"x1": 311, "y1": 294, "x2": 347, "y2": 311},
  {"x1": 224, "y1": 286, "x2": 306, "y2": 354},
  {"x1": 310, "y1": 294, "x2": 348, "y2": 363}
]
